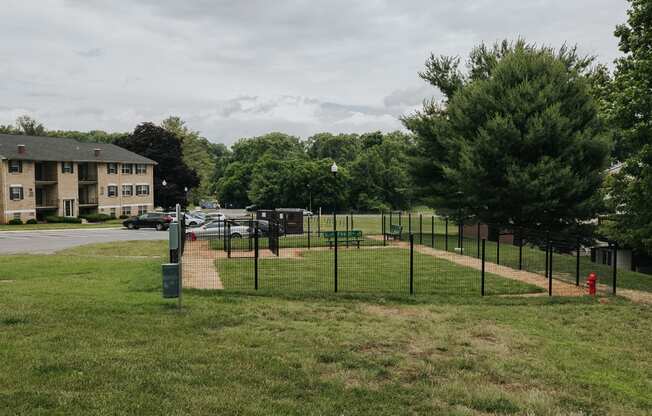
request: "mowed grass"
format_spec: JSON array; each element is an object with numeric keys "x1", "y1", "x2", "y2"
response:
[
  {"x1": 217, "y1": 247, "x2": 542, "y2": 295},
  {"x1": 418, "y1": 233, "x2": 652, "y2": 293},
  {"x1": 2, "y1": 241, "x2": 651, "y2": 415}
]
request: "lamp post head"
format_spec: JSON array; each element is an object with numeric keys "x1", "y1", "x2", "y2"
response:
[
  {"x1": 162, "y1": 179, "x2": 167, "y2": 187},
  {"x1": 184, "y1": 186, "x2": 188, "y2": 193},
  {"x1": 331, "y1": 162, "x2": 338, "y2": 174}
]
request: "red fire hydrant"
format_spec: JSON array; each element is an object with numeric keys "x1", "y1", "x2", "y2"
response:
[{"x1": 587, "y1": 272, "x2": 597, "y2": 296}]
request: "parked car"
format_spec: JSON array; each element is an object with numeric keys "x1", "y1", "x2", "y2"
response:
[
  {"x1": 245, "y1": 204, "x2": 257, "y2": 212},
  {"x1": 303, "y1": 210, "x2": 313, "y2": 216},
  {"x1": 123, "y1": 212, "x2": 173, "y2": 231},
  {"x1": 204, "y1": 212, "x2": 226, "y2": 222},
  {"x1": 167, "y1": 212, "x2": 204, "y2": 227},
  {"x1": 200, "y1": 200, "x2": 220, "y2": 209},
  {"x1": 251, "y1": 219, "x2": 285, "y2": 236},
  {"x1": 186, "y1": 220, "x2": 253, "y2": 240}
]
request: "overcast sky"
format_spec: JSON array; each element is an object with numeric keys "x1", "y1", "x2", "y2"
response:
[{"x1": 0, "y1": 0, "x2": 627, "y2": 145}]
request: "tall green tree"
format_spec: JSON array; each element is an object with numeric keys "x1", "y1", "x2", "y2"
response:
[
  {"x1": 161, "y1": 116, "x2": 217, "y2": 204},
  {"x1": 115, "y1": 123, "x2": 199, "y2": 210},
  {"x1": 604, "y1": 0, "x2": 652, "y2": 255},
  {"x1": 404, "y1": 40, "x2": 610, "y2": 230}
]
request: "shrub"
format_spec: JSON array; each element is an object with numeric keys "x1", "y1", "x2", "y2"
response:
[
  {"x1": 25, "y1": 219, "x2": 38, "y2": 225},
  {"x1": 45, "y1": 216, "x2": 82, "y2": 224},
  {"x1": 8, "y1": 219, "x2": 23, "y2": 225},
  {"x1": 119, "y1": 214, "x2": 129, "y2": 220},
  {"x1": 81, "y1": 213, "x2": 112, "y2": 223}
]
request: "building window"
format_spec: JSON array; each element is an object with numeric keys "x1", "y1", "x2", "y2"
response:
[
  {"x1": 110, "y1": 207, "x2": 117, "y2": 218},
  {"x1": 62, "y1": 162, "x2": 74, "y2": 174},
  {"x1": 107, "y1": 163, "x2": 118, "y2": 174},
  {"x1": 122, "y1": 185, "x2": 133, "y2": 196},
  {"x1": 121, "y1": 163, "x2": 133, "y2": 174},
  {"x1": 13, "y1": 213, "x2": 21, "y2": 221},
  {"x1": 122, "y1": 206, "x2": 131, "y2": 216},
  {"x1": 138, "y1": 205, "x2": 147, "y2": 215},
  {"x1": 135, "y1": 164, "x2": 147, "y2": 175},
  {"x1": 136, "y1": 185, "x2": 150, "y2": 196},
  {"x1": 107, "y1": 185, "x2": 118, "y2": 197},
  {"x1": 9, "y1": 186, "x2": 24, "y2": 200},
  {"x1": 8, "y1": 160, "x2": 23, "y2": 173}
]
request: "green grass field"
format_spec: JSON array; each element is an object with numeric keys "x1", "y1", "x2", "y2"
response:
[
  {"x1": 217, "y1": 247, "x2": 542, "y2": 295},
  {"x1": 0, "y1": 240, "x2": 651, "y2": 415}
]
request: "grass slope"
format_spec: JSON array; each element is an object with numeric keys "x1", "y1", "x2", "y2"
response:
[{"x1": 0, "y1": 241, "x2": 651, "y2": 415}]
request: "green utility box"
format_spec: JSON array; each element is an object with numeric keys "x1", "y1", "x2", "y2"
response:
[
  {"x1": 169, "y1": 223, "x2": 179, "y2": 250},
  {"x1": 162, "y1": 263, "x2": 180, "y2": 298}
]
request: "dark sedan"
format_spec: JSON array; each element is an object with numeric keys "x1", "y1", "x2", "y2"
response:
[{"x1": 123, "y1": 212, "x2": 173, "y2": 231}]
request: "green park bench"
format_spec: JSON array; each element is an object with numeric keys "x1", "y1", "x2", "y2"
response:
[
  {"x1": 322, "y1": 230, "x2": 364, "y2": 248},
  {"x1": 385, "y1": 224, "x2": 403, "y2": 240}
]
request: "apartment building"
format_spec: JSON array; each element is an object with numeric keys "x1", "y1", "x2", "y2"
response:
[{"x1": 0, "y1": 134, "x2": 156, "y2": 224}]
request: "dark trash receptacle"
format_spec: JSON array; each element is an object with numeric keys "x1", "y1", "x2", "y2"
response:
[{"x1": 162, "y1": 263, "x2": 179, "y2": 298}]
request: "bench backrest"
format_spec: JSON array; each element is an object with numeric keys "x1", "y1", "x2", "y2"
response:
[
  {"x1": 322, "y1": 230, "x2": 363, "y2": 239},
  {"x1": 389, "y1": 224, "x2": 402, "y2": 234}
]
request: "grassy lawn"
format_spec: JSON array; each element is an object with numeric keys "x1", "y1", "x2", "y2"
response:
[
  {"x1": 217, "y1": 247, "x2": 542, "y2": 295},
  {"x1": 1, "y1": 241, "x2": 651, "y2": 414},
  {"x1": 417, "y1": 233, "x2": 652, "y2": 293},
  {"x1": 305, "y1": 214, "x2": 453, "y2": 236},
  {"x1": 0, "y1": 219, "x2": 123, "y2": 231}
]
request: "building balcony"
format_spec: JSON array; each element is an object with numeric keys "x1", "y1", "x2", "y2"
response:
[
  {"x1": 35, "y1": 178, "x2": 57, "y2": 186},
  {"x1": 78, "y1": 177, "x2": 98, "y2": 185},
  {"x1": 35, "y1": 199, "x2": 58, "y2": 210},
  {"x1": 79, "y1": 197, "x2": 99, "y2": 207}
]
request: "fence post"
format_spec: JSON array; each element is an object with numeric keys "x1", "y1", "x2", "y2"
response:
[
  {"x1": 390, "y1": 211, "x2": 393, "y2": 227},
  {"x1": 345, "y1": 215, "x2": 350, "y2": 248},
  {"x1": 227, "y1": 222, "x2": 232, "y2": 258},
  {"x1": 481, "y1": 239, "x2": 486, "y2": 296},
  {"x1": 460, "y1": 218, "x2": 464, "y2": 253},
  {"x1": 317, "y1": 211, "x2": 321, "y2": 236},
  {"x1": 334, "y1": 212, "x2": 338, "y2": 293},
  {"x1": 544, "y1": 232, "x2": 550, "y2": 280},
  {"x1": 445, "y1": 217, "x2": 449, "y2": 251},
  {"x1": 409, "y1": 233, "x2": 414, "y2": 295},
  {"x1": 419, "y1": 214, "x2": 423, "y2": 245},
  {"x1": 477, "y1": 223, "x2": 481, "y2": 258},
  {"x1": 350, "y1": 211, "x2": 354, "y2": 230},
  {"x1": 382, "y1": 211, "x2": 387, "y2": 247},
  {"x1": 399, "y1": 211, "x2": 402, "y2": 227},
  {"x1": 612, "y1": 242, "x2": 618, "y2": 295},
  {"x1": 431, "y1": 215, "x2": 435, "y2": 248},
  {"x1": 548, "y1": 240, "x2": 553, "y2": 296},
  {"x1": 307, "y1": 215, "x2": 311, "y2": 249},
  {"x1": 496, "y1": 233, "x2": 500, "y2": 265},
  {"x1": 575, "y1": 238, "x2": 580, "y2": 286},
  {"x1": 254, "y1": 226, "x2": 259, "y2": 290},
  {"x1": 518, "y1": 230, "x2": 523, "y2": 270},
  {"x1": 408, "y1": 212, "x2": 412, "y2": 236},
  {"x1": 223, "y1": 218, "x2": 227, "y2": 253}
]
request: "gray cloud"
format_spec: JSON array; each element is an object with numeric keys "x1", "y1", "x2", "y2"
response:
[{"x1": 2, "y1": 0, "x2": 628, "y2": 145}]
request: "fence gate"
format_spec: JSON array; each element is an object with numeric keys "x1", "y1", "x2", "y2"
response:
[{"x1": 268, "y1": 219, "x2": 280, "y2": 256}]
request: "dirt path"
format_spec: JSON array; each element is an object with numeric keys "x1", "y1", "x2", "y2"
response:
[{"x1": 181, "y1": 241, "x2": 223, "y2": 289}]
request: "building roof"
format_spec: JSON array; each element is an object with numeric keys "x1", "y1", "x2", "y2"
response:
[{"x1": 0, "y1": 134, "x2": 156, "y2": 164}]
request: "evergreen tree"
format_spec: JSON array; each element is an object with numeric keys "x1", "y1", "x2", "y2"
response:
[{"x1": 404, "y1": 41, "x2": 610, "y2": 230}]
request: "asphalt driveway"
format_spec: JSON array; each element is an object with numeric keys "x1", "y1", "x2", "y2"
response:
[{"x1": 0, "y1": 228, "x2": 168, "y2": 254}]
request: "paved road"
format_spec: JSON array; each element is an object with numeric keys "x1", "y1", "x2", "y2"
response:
[{"x1": 0, "y1": 228, "x2": 168, "y2": 254}]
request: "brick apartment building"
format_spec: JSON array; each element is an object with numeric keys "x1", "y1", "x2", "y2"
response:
[{"x1": 0, "y1": 134, "x2": 156, "y2": 224}]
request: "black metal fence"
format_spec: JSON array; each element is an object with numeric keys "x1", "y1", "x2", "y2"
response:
[{"x1": 178, "y1": 213, "x2": 618, "y2": 296}]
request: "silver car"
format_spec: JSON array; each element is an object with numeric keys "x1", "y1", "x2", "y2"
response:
[{"x1": 186, "y1": 221, "x2": 252, "y2": 240}]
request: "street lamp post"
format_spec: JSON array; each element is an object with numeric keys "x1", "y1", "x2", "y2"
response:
[
  {"x1": 307, "y1": 184, "x2": 312, "y2": 213},
  {"x1": 331, "y1": 162, "x2": 338, "y2": 292}
]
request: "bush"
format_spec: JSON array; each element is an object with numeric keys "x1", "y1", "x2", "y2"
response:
[
  {"x1": 8, "y1": 219, "x2": 23, "y2": 225},
  {"x1": 81, "y1": 213, "x2": 112, "y2": 223},
  {"x1": 119, "y1": 214, "x2": 129, "y2": 220},
  {"x1": 25, "y1": 219, "x2": 38, "y2": 224},
  {"x1": 45, "y1": 216, "x2": 82, "y2": 224}
]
